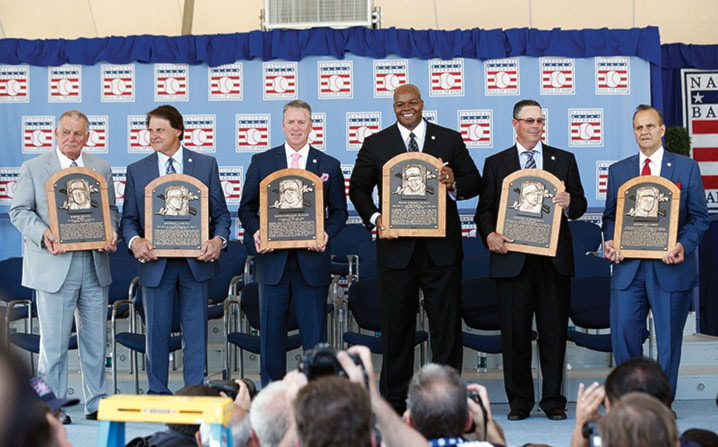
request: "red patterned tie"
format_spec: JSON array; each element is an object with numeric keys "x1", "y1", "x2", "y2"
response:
[{"x1": 641, "y1": 158, "x2": 651, "y2": 176}]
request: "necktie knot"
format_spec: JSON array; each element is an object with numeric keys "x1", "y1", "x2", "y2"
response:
[
  {"x1": 290, "y1": 152, "x2": 302, "y2": 169},
  {"x1": 408, "y1": 132, "x2": 419, "y2": 152},
  {"x1": 524, "y1": 151, "x2": 536, "y2": 169},
  {"x1": 166, "y1": 157, "x2": 176, "y2": 175},
  {"x1": 641, "y1": 158, "x2": 651, "y2": 176},
  {"x1": 70, "y1": 160, "x2": 78, "y2": 167}
]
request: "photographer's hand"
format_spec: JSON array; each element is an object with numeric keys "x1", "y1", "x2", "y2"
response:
[
  {"x1": 465, "y1": 383, "x2": 505, "y2": 445},
  {"x1": 233, "y1": 379, "x2": 251, "y2": 412},
  {"x1": 571, "y1": 382, "x2": 605, "y2": 447}
]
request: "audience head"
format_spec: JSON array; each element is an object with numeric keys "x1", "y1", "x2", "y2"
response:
[
  {"x1": 249, "y1": 380, "x2": 292, "y2": 447},
  {"x1": 406, "y1": 363, "x2": 468, "y2": 440},
  {"x1": 168, "y1": 384, "x2": 221, "y2": 437},
  {"x1": 599, "y1": 392, "x2": 677, "y2": 447},
  {"x1": 293, "y1": 376, "x2": 373, "y2": 447},
  {"x1": 681, "y1": 428, "x2": 718, "y2": 447},
  {"x1": 605, "y1": 356, "x2": 672, "y2": 407}
]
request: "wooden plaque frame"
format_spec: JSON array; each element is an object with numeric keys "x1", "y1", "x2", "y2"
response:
[
  {"x1": 614, "y1": 175, "x2": 680, "y2": 259},
  {"x1": 381, "y1": 152, "x2": 446, "y2": 238},
  {"x1": 46, "y1": 167, "x2": 113, "y2": 251},
  {"x1": 144, "y1": 174, "x2": 209, "y2": 257},
  {"x1": 260, "y1": 168, "x2": 324, "y2": 250},
  {"x1": 496, "y1": 169, "x2": 564, "y2": 257}
]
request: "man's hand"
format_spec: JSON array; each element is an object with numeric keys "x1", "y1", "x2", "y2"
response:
[
  {"x1": 197, "y1": 236, "x2": 223, "y2": 262},
  {"x1": 43, "y1": 228, "x2": 66, "y2": 256},
  {"x1": 99, "y1": 230, "x2": 118, "y2": 253},
  {"x1": 553, "y1": 190, "x2": 571, "y2": 210},
  {"x1": 308, "y1": 232, "x2": 328, "y2": 252},
  {"x1": 375, "y1": 216, "x2": 398, "y2": 240},
  {"x1": 130, "y1": 237, "x2": 158, "y2": 263},
  {"x1": 253, "y1": 230, "x2": 274, "y2": 254},
  {"x1": 603, "y1": 240, "x2": 623, "y2": 264},
  {"x1": 438, "y1": 157, "x2": 454, "y2": 186},
  {"x1": 571, "y1": 382, "x2": 605, "y2": 447},
  {"x1": 486, "y1": 231, "x2": 513, "y2": 255},
  {"x1": 466, "y1": 383, "x2": 506, "y2": 445},
  {"x1": 663, "y1": 242, "x2": 685, "y2": 265}
]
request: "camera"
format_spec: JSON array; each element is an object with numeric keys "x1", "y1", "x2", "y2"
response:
[
  {"x1": 206, "y1": 378, "x2": 258, "y2": 401},
  {"x1": 298, "y1": 343, "x2": 367, "y2": 385},
  {"x1": 582, "y1": 421, "x2": 602, "y2": 447}
]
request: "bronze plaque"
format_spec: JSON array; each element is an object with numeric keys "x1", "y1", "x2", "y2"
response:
[
  {"x1": 381, "y1": 152, "x2": 446, "y2": 238},
  {"x1": 260, "y1": 168, "x2": 325, "y2": 250},
  {"x1": 45, "y1": 167, "x2": 113, "y2": 251},
  {"x1": 144, "y1": 174, "x2": 209, "y2": 257},
  {"x1": 496, "y1": 169, "x2": 564, "y2": 257},
  {"x1": 614, "y1": 175, "x2": 680, "y2": 259}
]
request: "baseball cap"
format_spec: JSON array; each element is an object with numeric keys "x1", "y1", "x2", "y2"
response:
[{"x1": 30, "y1": 377, "x2": 80, "y2": 412}]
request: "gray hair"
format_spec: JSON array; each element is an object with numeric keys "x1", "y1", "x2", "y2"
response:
[{"x1": 248, "y1": 381, "x2": 291, "y2": 447}]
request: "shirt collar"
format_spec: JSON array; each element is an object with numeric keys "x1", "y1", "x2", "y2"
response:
[
  {"x1": 284, "y1": 143, "x2": 310, "y2": 168},
  {"x1": 640, "y1": 146, "x2": 664, "y2": 174},
  {"x1": 397, "y1": 119, "x2": 427, "y2": 146},
  {"x1": 158, "y1": 146, "x2": 184, "y2": 173},
  {"x1": 56, "y1": 146, "x2": 84, "y2": 168},
  {"x1": 516, "y1": 139, "x2": 543, "y2": 157}
]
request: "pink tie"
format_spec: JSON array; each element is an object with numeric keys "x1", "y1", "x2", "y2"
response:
[{"x1": 291, "y1": 153, "x2": 301, "y2": 169}]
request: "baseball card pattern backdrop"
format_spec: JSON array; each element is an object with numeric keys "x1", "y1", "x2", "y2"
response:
[{"x1": 0, "y1": 27, "x2": 661, "y2": 259}]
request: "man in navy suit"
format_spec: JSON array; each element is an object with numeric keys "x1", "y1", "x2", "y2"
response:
[
  {"x1": 350, "y1": 84, "x2": 481, "y2": 414},
  {"x1": 602, "y1": 105, "x2": 709, "y2": 398},
  {"x1": 120, "y1": 105, "x2": 231, "y2": 394},
  {"x1": 238, "y1": 100, "x2": 348, "y2": 385},
  {"x1": 474, "y1": 99, "x2": 587, "y2": 421}
]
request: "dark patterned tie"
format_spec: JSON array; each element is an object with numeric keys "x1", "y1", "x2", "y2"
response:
[
  {"x1": 166, "y1": 157, "x2": 177, "y2": 175},
  {"x1": 70, "y1": 161, "x2": 78, "y2": 167},
  {"x1": 408, "y1": 132, "x2": 419, "y2": 152},
  {"x1": 524, "y1": 151, "x2": 536, "y2": 169}
]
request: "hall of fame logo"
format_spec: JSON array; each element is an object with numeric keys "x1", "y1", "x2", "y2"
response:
[
  {"x1": 263, "y1": 62, "x2": 297, "y2": 100},
  {"x1": 569, "y1": 109, "x2": 604, "y2": 146},
  {"x1": 595, "y1": 57, "x2": 629, "y2": 94},
  {"x1": 22, "y1": 116, "x2": 55, "y2": 153},
  {"x1": 341, "y1": 164, "x2": 353, "y2": 199},
  {"x1": 234, "y1": 219, "x2": 245, "y2": 241},
  {"x1": 485, "y1": 58, "x2": 519, "y2": 96},
  {"x1": 209, "y1": 64, "x2": 242, "y2": 101},
  {"x1": 458, "y1": 110, "x2": 492, "y2": 148},
  {"x1": 101, "y1": 64, "x2": 135, "y2": 102},
  {"x1": 0, "y1": 65, "x2": 29, "y2": 103},
  {"x1": 236, "y1": 114, "x2": 270, "y2": 152},
  {"x1": 429, "y1": 58, "x2": 464, "y2": 97},
  {"x1": 347, "y1": 113, "x2": 381, "y2": 150},
  {"x1": 111, "y1": 167, "x2": 126, "y2": 206},
  {"x1": 0, "y1": 168, "x2": 20, "y2": 205},
  {"x1": 128, "y1": 115, "x2": 152, "y2": 153},
  {"x1": 219, "y1": 167, "x2": 243, "y2": 205},
  {"x1": 48, "y1": 65, "x2": 82, "y2": 102},
  {"x1": 183, "y1": 115, "x2": 216, "y2": 153},
  {"x1": 310, "y1": 113, "x2": 326, "y2": 150},
  {"x1": 84, "y1": 116, "x2": 109, "y2": 154},
  {"x1": 373, "y1": 60, "x2": 408, "y2": 98},
  {"x1": 155, "y1": 64, "x2": 189, "y2": 101},
  {"x1": 423, "y1": 110, "x2": 437, "y2": 123},
  {"x1": 460, "y1": 215, "x2": 477, "y2": 238},
  {"x1": 596, "y1": 161, "x2": 613, "y2": 200},
  {"x1": 512, "y1": 109, "x2": 548, "y2": 144},
  {"x1": 540, "y1": 58, "x2": 575, "y2": 95},
  {"x1": 318, "y1": 61, "x2": 352, "y2": 99}
]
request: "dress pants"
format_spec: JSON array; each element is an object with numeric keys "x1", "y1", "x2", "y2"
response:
[
  {"x1": 258, "y1": 251, "x2": 328, "y2": 386},
  {"x1": 36, "y1": 250, "x2": 108, "y2": 414},
  {"x1": 495, "y1": 255, "x2": 569, "y2": 413},
  {"x1": 142, "y1": 258, "x2": 209, "y2": 394},
  {"x1": 610, "y1": 260, "x2": 692, "y2": 397},
  {"x1": 378, "y1": 240, "x2": 463, "y2": 414}
]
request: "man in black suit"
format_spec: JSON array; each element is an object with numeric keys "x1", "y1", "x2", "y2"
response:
[
  {"x1": 349, "y1": 84, "x2": 481, "y2": 414},
  {"x1": 474, "y1": 99, "x2": 587, "y2": 421}
]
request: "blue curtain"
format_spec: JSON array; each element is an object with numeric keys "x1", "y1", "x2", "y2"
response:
[{"x1": 661, "y1": 43, "x2": 718, "y2": 126}]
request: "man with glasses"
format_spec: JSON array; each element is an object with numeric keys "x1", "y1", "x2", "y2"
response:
[{"x1": 474, "y1": 99, "x2": 587, "y2": 421}]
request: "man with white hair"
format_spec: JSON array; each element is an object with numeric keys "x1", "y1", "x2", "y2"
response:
[{"x1": 248, "y1": 381, "x2": 292, "y2": 447}]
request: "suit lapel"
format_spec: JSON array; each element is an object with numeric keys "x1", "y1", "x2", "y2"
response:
[
  {"x1": 500, "y1": 146, "x2": 521, "y2": 174},
  {"x1": 661, "y1": 152, "x2": 676, "y2": 180},
  {"x1": 182, "y1": 147, "x2": 195, "y2": 177},
  {"x1": 272, "y1": 146, "x2": 288, "y2": 170},
  {"x1": 306, "y1": 148, "x2": 321, "y2": 176},
  {"x1": 43, "y1": 152, "x2": 61, "y2": 178}
]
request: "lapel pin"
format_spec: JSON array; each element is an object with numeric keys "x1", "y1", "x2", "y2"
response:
[
  {"x1": 312, "y1": 159, "x2": 317, "y2": 164},
  {"x1": 667, "y1": 162, "x2": 672, "y2": 167},
  {"x1": 188, "y1": 158, "x2": 193, "y2": 163},
  {"x1": 551, "y1": 156, "x2": 556, "y2": 160},
  {"x1": 431, "y1": 135, "x2": 436, "y2": 140}
]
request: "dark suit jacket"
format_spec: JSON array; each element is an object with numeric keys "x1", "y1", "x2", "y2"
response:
[
  {"x1": 349, "y1": 121, "x2": 481, "y2": 269},
  {"x1": 602, "y1": 151, "x2": 709, "y2": 292},
  {"x1": 238, "y1": 145, "x2": 348, "y2": 287},
  {"x1": 474, "y1": 145, "x2": 587, "y2": 278},
  {"x1": 120, "y1": 148, "x2": 232, "y2": 287}
]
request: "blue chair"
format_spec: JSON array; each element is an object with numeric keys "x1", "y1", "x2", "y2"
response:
[
  {"x1": 330, "y1": 223, "x2": 373, "y2": 282},
  {"x1": 0, "y1": 257, "x2": 33, "y2": 347},
  {"x1": 567, "y1": 274, "x2": 613, "y2": 354},
  {"x1": 342, "y1": 277, "x2": 427, "y2": 361},
  {"x1": 569, "y1": 220, "x2": 603, "y2": 255}
]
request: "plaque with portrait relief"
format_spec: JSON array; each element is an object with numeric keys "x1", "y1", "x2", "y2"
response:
[
  {"x1": 614, "y1": 175, "x2": 680, "y2": 259},
  {"x1": 260, "y1": 168, "x2": 324, "y2": 250},
  {"x1": 144, "y1": 174, "x2": 209, "y2": 257},
  {"x1": 381, "y1": 152, "x2": 446, "y2": 238},
  {"x1": 496, "y1": 169, "x2": 564, "y2": 257},
  {"x1": 46, "y1": 167, "x2": 114, "y2": 251}
]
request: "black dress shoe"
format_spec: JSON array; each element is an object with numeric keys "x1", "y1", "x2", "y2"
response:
[
  {"x1": 85, "y1": 411, "x2": 98, "y2": 421},
  {"x1": 507, "y1": 409, "x2": 530, "y2": 420},
  {"x1": 59, "y1": 410, "x2": 72, "y2": 425},
  {"x1": 546, "y1": 408, "x2": 567, "y2": 420}
]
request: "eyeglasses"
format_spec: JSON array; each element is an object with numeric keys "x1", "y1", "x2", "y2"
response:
[{"x1": 515, "y1": 118, "x2": 545, "y2": 125}]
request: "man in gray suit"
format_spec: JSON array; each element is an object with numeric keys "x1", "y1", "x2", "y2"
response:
[{"x1": 9, "y1": 110, "x2": 119, "y2": 423}]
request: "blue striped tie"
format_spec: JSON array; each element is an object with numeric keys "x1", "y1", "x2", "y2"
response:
[{"x1": 524, "y1": 151, "x2": 536, "y2": 169}]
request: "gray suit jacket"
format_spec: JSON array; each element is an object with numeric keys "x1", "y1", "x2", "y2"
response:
[{"x1": 9, "y1": 150, "x2": 119, "y2": 293}]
